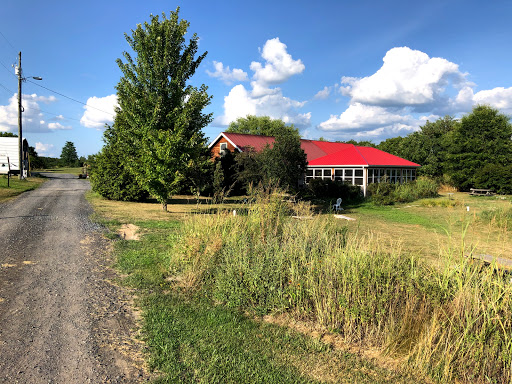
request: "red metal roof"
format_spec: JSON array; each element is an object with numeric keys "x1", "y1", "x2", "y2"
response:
[
  {"x1": 309, "y1": 145, "x2": 420, "y2": 167},
  {"x1": 215, "y1": 132, "x2": 420, "y2": 167},
  {"x1": 223, "y1": 132, "x2": 275, "y2": 152},
  {"x1": 356, "y1": 146, "x2": 420, "y2": 167}
]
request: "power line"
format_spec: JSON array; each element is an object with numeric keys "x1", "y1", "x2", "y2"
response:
[
  {"x1": 0, "y1": 30, "x2": 17, "y2": 54},
  {"x1": 0, "y1": 81, "x2": 14, "y2": 95},
  {"x1": 25, "y1": 106, "x2": 83, "y2": 123},
  {"x1": 0, "y1": 59, "x2": 17, "y2": 79},
  {"x1": 26, "y1": 79, "x2": 115, "y2": 116}
]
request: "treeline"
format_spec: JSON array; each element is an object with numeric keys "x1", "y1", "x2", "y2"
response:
[{"x1": 374, "y1": 105, "x2": 512, "y2": 193}]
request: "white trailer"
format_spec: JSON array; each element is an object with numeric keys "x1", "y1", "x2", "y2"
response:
[{"x1": 0, "y1": 137, "x2": 29, "y2": 177}]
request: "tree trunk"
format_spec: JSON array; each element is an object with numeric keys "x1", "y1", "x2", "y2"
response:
[{"x1": 162, "y1": 200, "x2": 168, "y2": 212}]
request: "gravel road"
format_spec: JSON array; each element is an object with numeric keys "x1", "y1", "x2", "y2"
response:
[{"x1": 0, "y1": 174, "x2": 147, "y2": 383}]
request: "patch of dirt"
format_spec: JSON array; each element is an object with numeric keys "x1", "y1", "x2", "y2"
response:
[
  {"x1": 262, "y1": 313, "x2": 404, "y2": 372},
  {"x1": 118, "y1": 224, "x2": 141, "y2": 240},
  {"x1": 1, "y1": 263, "x2": 16, "y2": 268}
]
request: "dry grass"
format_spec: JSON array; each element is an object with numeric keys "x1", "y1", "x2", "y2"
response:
[
  {"x1": 343, "y1": 192, "x2": 512, "y2": 264},
  {"x1": 87, "y1": 192, "x2": 246, "y2": 223}
]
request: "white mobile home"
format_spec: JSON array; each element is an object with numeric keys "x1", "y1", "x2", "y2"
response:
[{"x1": 0, "y1": 137, "x2": 29, "y2": 176}]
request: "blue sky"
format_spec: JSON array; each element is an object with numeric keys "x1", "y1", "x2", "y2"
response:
[{"x1": 0, "y1": 0, "x2": 511, "y2": 158}]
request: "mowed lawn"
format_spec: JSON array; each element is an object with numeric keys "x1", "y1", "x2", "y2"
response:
[
  {"x1": 0, "y1": 176, "x2": 46, "y2": 203},
  {"x1": 342, "y1": 192, "x2": 512, "y2": 264}
]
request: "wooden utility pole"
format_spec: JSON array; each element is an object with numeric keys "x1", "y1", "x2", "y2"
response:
[{"x1": 17, "y1": 51, "x2": 23, "y2": 180}]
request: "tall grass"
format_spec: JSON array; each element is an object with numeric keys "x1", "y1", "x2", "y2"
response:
[
  {"x1": 368, "y1": 176, "x2": 439, "y2": 205},
  {"x1": 479, "y1": 206, "x2": 512, "y2": 230},
  {"x1": 170, "y1": 189, "x2": 512, "y2": 383}
]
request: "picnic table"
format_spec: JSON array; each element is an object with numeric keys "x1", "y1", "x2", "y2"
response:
[{"x1": 469, "y1": 188, "x2": 494, "y2": 196}]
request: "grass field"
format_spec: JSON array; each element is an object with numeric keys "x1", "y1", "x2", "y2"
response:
[
  {"x1": 88, "y1": 190, "x2": 512, "y2": 383},
  {"x1": 37, "y1": 167, "x2": 83, "y2": 175},
  {"x1": 0, "y1": 175, "x2": 45, "y2": 203}
]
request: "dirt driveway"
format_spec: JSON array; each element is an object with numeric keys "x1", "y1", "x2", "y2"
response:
[{"x1": 0, "y1": 174, "x2": 146, "y2": 383}]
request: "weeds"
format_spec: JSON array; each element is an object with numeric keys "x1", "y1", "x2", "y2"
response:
[
  {"x1": 479, "y1": 206, "x2": 512, "y2": 230},
  {"x1": 171, "y1": 187, "x2": 512, "y2": 383}
]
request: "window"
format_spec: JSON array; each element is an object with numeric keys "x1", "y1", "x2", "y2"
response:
[
  {"x1": 314, "y1": 169, "x2": 322, "y2": 177},
  {"x1": 220, "y1": 143, "x2": 227, "y2": 151},
  {"x1": 323, "y1": 169, "x2": 331, "y2": 179},
  {"x1": 334, "y1": 169, "x2": 343, "y2": 181},
  {"x1": 355, "y1": 169, "x2": 363, "y2": 177},
  {"x1": 345, "y1": 169, "x2": 353, "y2": 177}
]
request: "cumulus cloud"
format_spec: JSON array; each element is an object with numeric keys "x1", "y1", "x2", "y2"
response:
[
  {"x1": 35, "y1": 142, "x2": 54, "y2": 156},
  {"x1": 314, "y1": 86, "x2": 331, "y2": 100},
  {"x1": 250, "y1": 38, "x2": 305, "y2": 86},
  {"x1": 206, "y1": 61, "x2": 248, "y2": 85},
  {"x1": 340, "y1": 47, "x2": 469, "y2": 111},
  {"x1": 48, "y1": 122, "x2": 71, "y2": 130},
  {"x1": 473, "y1": 87, "x2": 512, "y2": 114},
  {"x1": 0, "y1": 93, "x2": 60, "y2": 133},
  {"x1": 216, "y1": 38, "x2": 310, "y2": 128},
  {"x1": 80, "y1": 94, "x2": 117, "y2": 129},
  {"x1": 318, "y1": 46, "x2": 512, "y2": 141},
  {"x1": 318, "y1": 102, "x2": 420, "y2": 138}
]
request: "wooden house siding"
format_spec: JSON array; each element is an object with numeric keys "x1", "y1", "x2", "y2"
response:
[{"x1": 211, "y1": 139, "x2": 237, "y2": 159}]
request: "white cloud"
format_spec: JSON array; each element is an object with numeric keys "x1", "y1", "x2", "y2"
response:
[
  {"x1": 48, "y1": 122, "x2": 71, "y2": 130},
  {"x1": 216, "y1": 84, "x2": 310, "y2": 128},
  {"x1": 317, "y1": 46, "x2": 512, "y2": 141},
  {"x1": 80, "y1": 94, "x2": 117, "y2": 129},
  {"x1": 473, "y1": 87, "x2": 512, "y2": 114},
  {"x1": 216, "y1": 38, "x2": 310, "y2": 128},
  {"x1": 35, "y1": 142, "x2": 54, "y2": 156},
  {"x1": 250, "y1": 38, "x2": 305, "y2": 86},
  {"x1": 0, "y1": 93, "x2": 59, "y2": 133},
  {"x1": 340, "y1": 47, "x2": 469, "y2": 111},
  {"x1": 206, "y1": 61, "x2": 248, "y2": 85},
  {"x1": 318, "y1": 103, "x2": 417, "y2": 133},
  {"x1": 314, "y1": 86, "x2": 331, "y2": 100}
]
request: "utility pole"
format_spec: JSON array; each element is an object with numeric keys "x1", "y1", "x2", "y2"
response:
[
  {"x1": 15, "y1": 52, "x2": 42, "y2": 180},
  {"x1": 17, "y1": 52, "x2": 23, "y2": 180}
]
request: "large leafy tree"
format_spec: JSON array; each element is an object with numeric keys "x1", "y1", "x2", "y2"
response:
[
  {"x1": 115, "y1": 9, "x2": 212, "y2": 211},
  {"x1": 235, "y1": 131, "x2": 307, "y2": 193},
  {"x1": 60, "y1": 141, "x2": 79, "y2": 167},
  {"x1": 447, "y1": 105, "x2": 512, "y2": 190},
  {"x1": 378, "y1": 116, "x2": 456, "y2": 177},
  {"x1": 227, "y1": 115, "x2": 300, "y2": 139}
]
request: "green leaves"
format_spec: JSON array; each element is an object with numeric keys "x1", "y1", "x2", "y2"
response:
[{"x1": 112, "y1": 8, "x2": 212, "y2": 210}]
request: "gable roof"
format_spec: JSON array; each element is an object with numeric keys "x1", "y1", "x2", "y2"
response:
[{"x1": 210, "y1": 132, "x2": 420, "y2": 167}]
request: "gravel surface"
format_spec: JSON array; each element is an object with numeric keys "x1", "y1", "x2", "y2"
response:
[{"x1": 0, "y1": 174, "x2": 148, "y2": 383}]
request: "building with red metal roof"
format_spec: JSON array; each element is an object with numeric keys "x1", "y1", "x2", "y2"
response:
[{"x1": 209, "y1": 132, "x2": 420, "y2": 196}]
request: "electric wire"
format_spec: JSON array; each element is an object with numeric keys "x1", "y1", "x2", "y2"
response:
[
  {"x1": 0, "y1": 30, "x2": 17, "y2": 54},
  {"x1": 0, "y1": 59, "x2": 17, "y2": 79},
  {"x1": 26, "y1": 80, "x2": 114, "y2": 116},
  {"x1": 24, "y1": 106, "x2": 83, "y2": 123},
  {"x1": 0, "y1": 81, "x2": 14, "y2": 95}
]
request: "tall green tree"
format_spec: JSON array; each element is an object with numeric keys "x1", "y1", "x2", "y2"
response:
[
  {"x1": 115, "y1": 9, "x2": 212, "y2": 211},
  {"x1": 60, "y1": 141, "x2": 79, "y2": 167},
  {"x1": 0, "y1": 132, "x2": 17, "y2": 137},
  {"x1": 227, "y1": 115, "x2": 300, "y2": 139},
  {"x1": 446, "y1": 105, "x2": 512, "y2": 190}
]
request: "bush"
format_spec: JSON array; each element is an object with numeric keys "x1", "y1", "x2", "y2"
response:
[
  {"x1": 305, "y1": 179, "x2": 363, "y2": 202},
  {"x1": 90, "y1": 147, "x2": 148, "y2": 202},
  {"x1": 368, "y1": 177, "x2": 439, "y2": 205}
]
